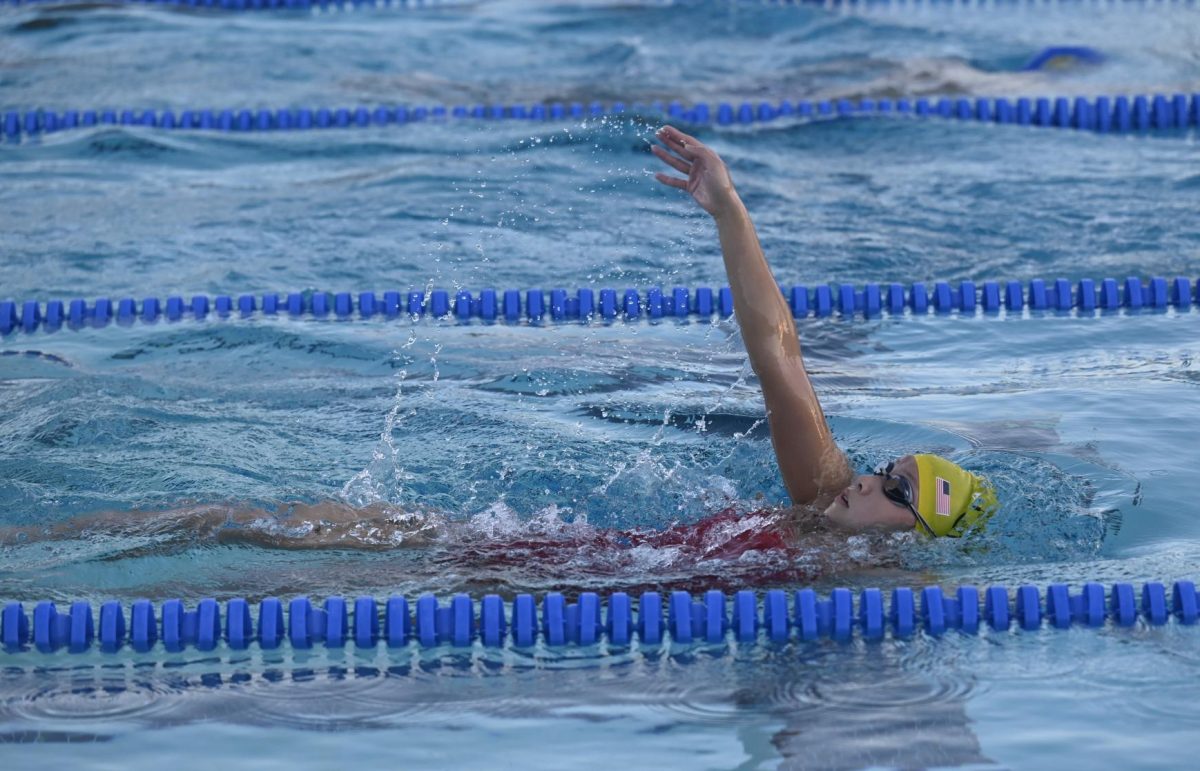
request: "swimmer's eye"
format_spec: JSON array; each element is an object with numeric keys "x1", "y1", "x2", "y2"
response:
[
  {"x1": 873, "y1": 461, "x2": 935, "y2": 536},
  {"x1": 874, "y1": 463, "x2": 913, "y2": 506}
]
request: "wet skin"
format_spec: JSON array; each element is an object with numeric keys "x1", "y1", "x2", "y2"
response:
[{"x1": 821, "y1": 454, "x2": 922, "y2": 534}]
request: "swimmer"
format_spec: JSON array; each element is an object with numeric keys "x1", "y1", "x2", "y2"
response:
[
  {"x1": 651, "y1": 124, "x2": 997, "y2": 539},
  {"x1": 0, "y1": 130, "x2": 997, "y2": 579}
]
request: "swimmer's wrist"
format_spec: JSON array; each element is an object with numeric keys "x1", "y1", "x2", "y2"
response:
[{"x1": 711, "y1": 193, "x2": 747, "y2": 224}]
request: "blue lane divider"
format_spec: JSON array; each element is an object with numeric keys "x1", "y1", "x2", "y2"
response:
[
  {"x1": 2, "y1": 276, "x2": 1196, "y2": 335},
  {"x1": 3, "y1": 581, "x2": 1197, "y2": 654},
  {"x1": 3, "y1": 93, "x2": 1198, "y2": 141}
]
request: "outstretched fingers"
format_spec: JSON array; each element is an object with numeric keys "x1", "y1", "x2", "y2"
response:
[
  {"x1": 651, "y1": 143, "x2": 690, "y2": 174},
  {"x1": 656, "y1": 125, "x2": 700, "y2": 160},
  {"x1": 653, "y1": 125, "x2": 708, "y2": 193},
  {"x1": 654, "y1": 171, "x2": 688, "y2": 190}
]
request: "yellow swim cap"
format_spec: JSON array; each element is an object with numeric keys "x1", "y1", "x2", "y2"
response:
[{"x1": 912, "y1": 454, "x2": 998, "y2": 538}]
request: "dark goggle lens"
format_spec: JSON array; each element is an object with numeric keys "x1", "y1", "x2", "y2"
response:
[{"x1": 874, "y1": 462, "x2": 913, "y2": 507}]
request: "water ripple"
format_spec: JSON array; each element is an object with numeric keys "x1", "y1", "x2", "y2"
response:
[{"x1": 3, "y1": 668, "x2": 189, "y2": 725}]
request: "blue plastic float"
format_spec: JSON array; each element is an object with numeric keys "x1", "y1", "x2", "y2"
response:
[
  {"x1": 3, "y1": 92, "x2": 1198, "y2": 141},
  {"x1": 2, "y1": 581, "x2": 1196, "y2": 654},
  {"x1": 2, "y1": 277, "x2": 1196, "y2": 335}
]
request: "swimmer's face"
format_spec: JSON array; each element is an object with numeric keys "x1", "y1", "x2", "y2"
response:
[{"x1": 823, "y1": 455, "x2": 921, "y2": 533}]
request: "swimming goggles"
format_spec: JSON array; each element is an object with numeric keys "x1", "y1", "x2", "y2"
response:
[{"x1": 874, "y1": 461, "x2": 935, "y2": 536}]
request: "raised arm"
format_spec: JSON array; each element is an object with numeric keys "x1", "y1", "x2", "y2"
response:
[{"x1": 652, "y1": 125, "x2": 851, "y2": 504}]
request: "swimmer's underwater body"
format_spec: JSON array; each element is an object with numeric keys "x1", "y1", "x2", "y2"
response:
[{"x1": 2, "y1": 126, "x2": 1000, "y2": 581}]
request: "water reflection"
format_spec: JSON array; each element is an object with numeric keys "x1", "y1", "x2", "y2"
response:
[
  {"x1": 4, "y1": 625, "x2": 1200, "y2": 767},
  {"x1": 740, "y1": 648, "x2": 989, "y2": 769},
  {"x1": 0, "y1": 636, "x2": 994, "y2": 768}
]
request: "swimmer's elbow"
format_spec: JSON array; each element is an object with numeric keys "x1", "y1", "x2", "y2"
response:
[{"x1": 781, "y1": 446, "x2": 852, "y2": 506}]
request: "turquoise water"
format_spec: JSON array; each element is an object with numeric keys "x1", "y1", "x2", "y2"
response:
[{"x1": 2, "y1": 1, "x2": 1200, "y2": 768}]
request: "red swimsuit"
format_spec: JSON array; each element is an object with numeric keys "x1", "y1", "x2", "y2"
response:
[
  {"x1": 631, "y1": 508, "x2": 793, "y2": 557},
  {"x1": 455, "y1": 507, "x2": 794, "y2": 567}
]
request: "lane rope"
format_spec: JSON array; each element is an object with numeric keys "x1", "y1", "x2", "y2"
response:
[
  {"x1": 3, "y1": 580, "x2": 1196, "y2": 654},
  {"x1": 2, "y1": 277, "x2": 1196, "y2": 335},
  {"x1": 3, "y1": 93, "x2": 1198, "y2": 140}
]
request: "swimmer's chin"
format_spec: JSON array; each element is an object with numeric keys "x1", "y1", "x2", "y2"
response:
[
  {"x1": 821, "y1": 493, "x2": 849, "y2": 519},
  {"x1": 815, "y1": 500, "x2": 854, "y2": 535}
]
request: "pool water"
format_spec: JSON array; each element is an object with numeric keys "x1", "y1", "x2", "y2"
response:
[{"x1": 2, "y1": 1, "x2": 1200, "y2": 768}]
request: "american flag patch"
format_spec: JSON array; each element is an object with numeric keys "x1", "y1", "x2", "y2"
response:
[{"x1": 935, "y1": 477, "x2": 952, "y2": 516}]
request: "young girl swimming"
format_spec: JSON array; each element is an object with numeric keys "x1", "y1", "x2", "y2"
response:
[
  {"x1": 1, "y1": 126, "x2": 997, "y2": 582},
  {"x1": 651, "y1": 124, "x2": 996, "y2": 540}
]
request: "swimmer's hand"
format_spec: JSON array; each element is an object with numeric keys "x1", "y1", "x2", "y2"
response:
[{"x1": 652, "y1": 125, "x2": 741, "y2": 220}]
